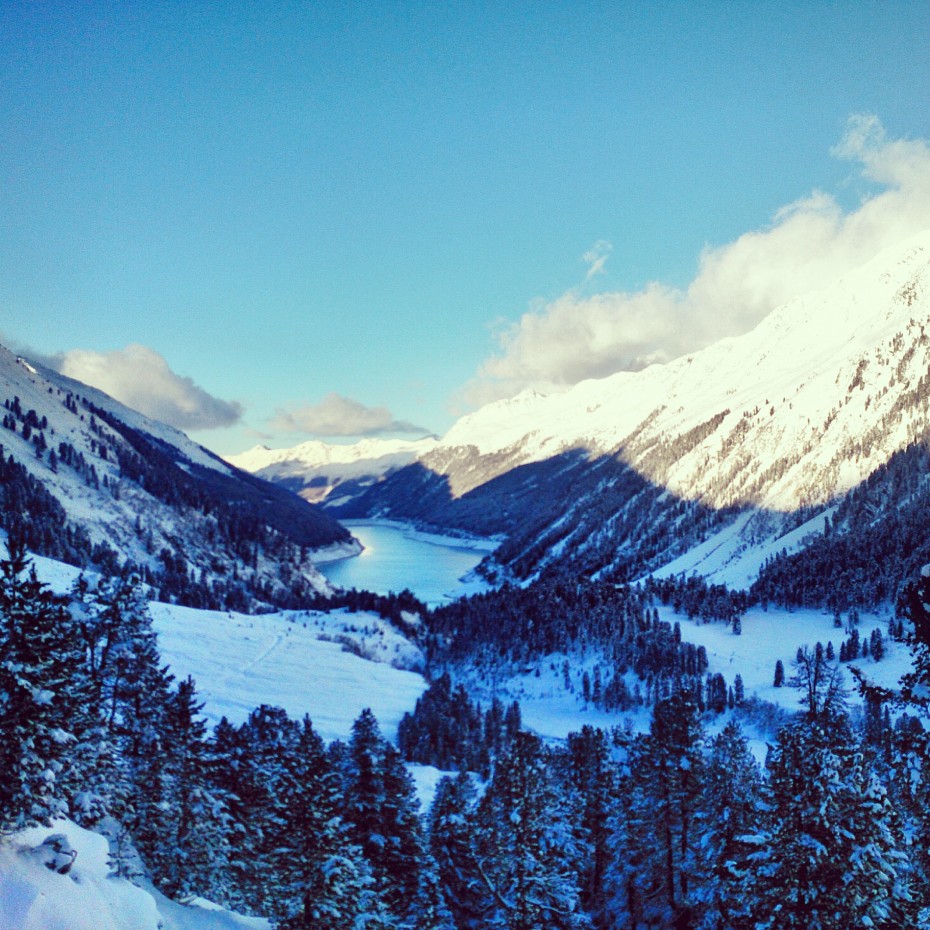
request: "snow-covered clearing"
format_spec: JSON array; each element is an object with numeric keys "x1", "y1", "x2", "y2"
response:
[
  {"x1": 663, "y1": 603, "x2": 910, "y2": 711},
  {"x1": 150, "y1": 602, "x2": 428, "y2": 742},
  {"x1": 14, "y1": 541, "x2": 429, "y2": 743},
  {"x1": 465, "y1": 603, "x2": 916, "y2": 751}
]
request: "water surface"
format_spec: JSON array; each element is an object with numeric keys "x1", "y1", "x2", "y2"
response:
[{"x1": 319, "y1": 521, "x2": 493, "y2": 605}]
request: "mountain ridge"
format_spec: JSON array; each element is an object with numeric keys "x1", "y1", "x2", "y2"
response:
[
  {"x1": 225, "y1": 435, "x2": 439, "y2": 505},
  {"x1": 335, "y1": 231, "x2": 930, "y2": 588},
  {"x1": 0, "y1": 346, "x2": 354, "y2": 609}
]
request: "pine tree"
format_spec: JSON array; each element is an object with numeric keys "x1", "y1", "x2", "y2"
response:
[
  {"x1": 565, "y1": 726, "x2": 617, "y2": 929},
  {"x1": 380, "y1": 743, "x2": 425, "y2": 920},
  {"x1": 694, "y1": 720, "x2": 764, "y2": 929},
  {"x1": 0, "y1": 536, "x2": 87, "y2": 830},
  {"x1": 277, "y1": 715, "x2": 393, "y2": 930},
  {"x1": 66, "y1": 571, "x2": 155, "y2": 825},
  {"x1": 899, "y1": 569, "x2": 930, "y2": 707},
  {"x1": 733, "y1": 673, "x2": 744, "y2": 706},
  {"x1": 609, "y1": 690, "x2": 704, "y2": 929},
  {"x1": 223, "y1": 704, "x2": 301, "y2": 913},
  {"x1": 428, "y1": 771, "x2": 486, "y2": 928},
  {"x1": 105, "y1": 595, "x2": 176, "y2": 877},
  {"x1": 773, "y1": 659, "x2": 785, "y2": 688},
  {"x1": 746, "y1": 714, "x2": 914, "y2": 929},
  {"x1": 410, "y1": 855, "x2": 456, "y2": 930},
  {"x1": 474, "y1": 731, "x2": 588, "y2": 930},
  {"x1": 887, "y1": 716, "x2": 930, "y2": 919},
  {"x1": 343, "y1": 708, "x2": 389, "y2": 875},
  {"x1": 142, "y1": 677, "x2": 232, "y2": 902},
  {"x1": 342, "y1": 708, "x2": 424, "y2": 923}
]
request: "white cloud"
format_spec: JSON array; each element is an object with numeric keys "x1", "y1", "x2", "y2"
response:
[
  {"x1": 582, "y1": 239, "x2": 613, "y2": 282},
  {"x1": 465, "y1": 115, "x2": 930, "y2": 404},
  {"x1": 271, "y1": 392, "x2": 432, "y2": 438},
  {"x1": 57, "y1": 344, "x2": 243, "y2": 431}
]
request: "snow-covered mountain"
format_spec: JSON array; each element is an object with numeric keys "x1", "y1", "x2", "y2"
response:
[
  {"x1": 342, "y1": 231, "x2": 930, "y2": 588},
  {"x1": 0, "y1": 346, "x2": 354, "y2": 608},
  {"x1": 226, "y1": 435, "x2": 438, "y2": 507}
]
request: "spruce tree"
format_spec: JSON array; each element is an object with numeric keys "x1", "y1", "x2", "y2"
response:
[
  {"x1": 343, "y1": 707, "x2": 389, "y2": 876},
  {"x1": 474, "y1": 731, "x2": 588, "y2": 930},
  {"x1": 379, "y1": 743, "x2": 425, "y2": 920},
  {"x1": 143, "y1": 677, "x2": 232, "y2": 902},
  {"x1": 0, "y1": 536, "x2": 87, "y2": 831},
  {"x1": 694, "y1": 720, "x2": 764, "y2": 929},
  {"x1": 278, "y1": 715, "x2": 392, "y2": 930},
  {"x1": 428, "y1": 771, "x2": 486, "y2": 927},
  {"x1": 410, "y1": 855, "x2": 456, "y2": 930},
  {"x1": 227, "y1": 704, "x2": 301, "y2": 913},
  {"x1": 609, "y1": 690, "x2": 704, "y2": 929},
  {"x1": 565, "y1": 726, "x2": 617, "y2": 929},
  {"x1": 746, "y1": 714, "x2": 914, "y2": 929}
]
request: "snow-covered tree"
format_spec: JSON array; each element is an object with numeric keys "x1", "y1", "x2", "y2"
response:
[
  {"x1": 899, "y1": 567, "x2": 930, "y2": 707},
  {"x1": 563, "y1": 726, "x2": 618, "y2": 930},
  {"x1": 608, "y1": 690, "x2": 704, "y2": 929},
  {"x1": 277, "y1": 715, "x2": 394, "y2": 930},
  {"x1": 142, "y1": 676, "x2": 232, "y2": 901},
  {"x1": 0, "y1": 536, "x2": 87, "y2": 831},
  {"x1": 428, "y1": 770, "x2": 486, "y2": 928},
  {"x1": 409, "y1": 854, "x2": 456, "y2": 930},
  {"x1": 693, "y1": 720, "x2": 764, "y2": 929},
  {"x1": 341, "y1": 708, "x2": 423, "y2": 923},
  {"x1": 221, "y1": 704, "x2": 301, "y2": 913},
  {"x1": 343, "y1": 708, "x2": 388, "y2": 869},
  {"x1": 67, "y1": 570, "x2": 158, "y2": 825},
  {"x1": 474, "y1": 731, "x2": 589, "y2": 930},
  {"x1": 746, "y1": 714, "x2": 915, "y2": 929},
  {"x1": 379, "y1": 743, "x2": 425, "y2": 919}
]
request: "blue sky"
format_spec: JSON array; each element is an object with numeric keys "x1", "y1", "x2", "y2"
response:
[{"x1": 3, "y1": 1, "x2": 930, "y2": 454}]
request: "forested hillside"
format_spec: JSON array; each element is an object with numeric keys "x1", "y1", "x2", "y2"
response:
[
  {"x1": 0, "y1": 346, "x2": 353, "y2": 610},
  {"x1": 4, "y1": 537, "x2": 930, "y2": 929}
]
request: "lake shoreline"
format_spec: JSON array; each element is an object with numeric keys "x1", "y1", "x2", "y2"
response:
[
  {"x1": 318, "y1": 520, "x2": 496, "y2": 605},
  {"x1": 336, "y1": 517, "x2": 501, "y2": 558}
]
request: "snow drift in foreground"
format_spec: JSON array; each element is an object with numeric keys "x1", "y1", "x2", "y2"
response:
[{"x1": 0, "y1": 819, "x2": 268, "y2": 930}]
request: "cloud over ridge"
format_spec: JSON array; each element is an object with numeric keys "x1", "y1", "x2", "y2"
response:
[
  {"x1": 58, "y1": 344, "x2": 243, "y2": 431},
  {"x1": 466, "y1": 115, "x2": 930, "y2": 405},
  {"x1": 271, "y1": 393, "x2": 432, "y2": 438}
]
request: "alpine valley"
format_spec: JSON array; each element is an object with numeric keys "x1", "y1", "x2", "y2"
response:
[
  {"x1": 4, "y1": 232, "x2": 930, "y2": 930},
  {"x1": 249, "y1": 231, "x2": 930, "y2": 607}
]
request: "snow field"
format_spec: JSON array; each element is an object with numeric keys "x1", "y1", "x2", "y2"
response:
[
  {"x1": 664, "y1": 603, "x2": 911, "y2": 711},
  {"x1": 150, "y1": 602, "x2": 428, "y2": 742}
]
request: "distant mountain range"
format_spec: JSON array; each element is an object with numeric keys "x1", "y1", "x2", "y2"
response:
[
  {"x1": 0, "y1": 346, "x2": 353, "y2": 609},
  {"x1": 233, "y1": 231, "x2": 930, "y2": 601},
  {"x1": 225, "y1": 435, "x2": 438, "y2": 506}
]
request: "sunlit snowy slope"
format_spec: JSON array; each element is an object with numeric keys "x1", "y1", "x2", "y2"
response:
[
  {"x1": 150, "y1": 602, "x2": 427, "y2": 742},
  {"x1": 345, "y1": 232, "x2": 930, "y2": 583}
]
